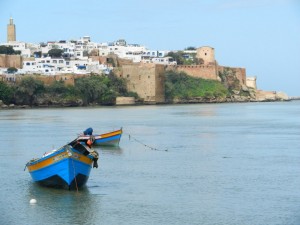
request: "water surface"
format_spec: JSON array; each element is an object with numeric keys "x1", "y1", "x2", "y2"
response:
[{"x1": 1, "y1": 102, "x2": 300, "y2": 225}]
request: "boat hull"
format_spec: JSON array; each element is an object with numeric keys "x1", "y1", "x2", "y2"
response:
[
  {"x1": 78, "y1": 129, "x2": 122, "y2": 147},
  {"x1": 93, "y1": 133, "x2": 122, "y2": 146},
  {"x1": 27, "y1": 147, "x2": 94, "y2": 190}
]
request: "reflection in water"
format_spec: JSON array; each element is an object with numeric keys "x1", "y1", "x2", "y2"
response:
[
  {"x1": 1, "y1": 102, "x2": 300, "y2": 225},
  {"x1": 27, "y1": 183, "x2": 100, "y2": 225},
  {"x1": 95, "y1": 146, "x2": 123, "y2": 155}
]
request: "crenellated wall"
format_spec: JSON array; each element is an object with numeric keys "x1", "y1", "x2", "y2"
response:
[
  {"x1": 13, "y1": 74, "x2": 75, "y2": 86},
  {"x1": 176, "y1": 64, "x2": 219, "y2": 80}
]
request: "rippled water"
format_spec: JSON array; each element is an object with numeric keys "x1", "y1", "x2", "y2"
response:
[{"x1": 1, "y1": 101, "x2": 300, "y2": 225}]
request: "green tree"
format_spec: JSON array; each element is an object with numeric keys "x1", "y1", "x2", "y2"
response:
[
  {"x1": 0, "y1": 81, "x2": 14, "y2": 104},
  {"x1": 184, "y1": 46, "x2": 196, "y2": 50},
  {"x1": 107, "y1": 72, "x2": 127, "y2": 95},
  {"x1": 166, "y1": 51, "x2": 185, "y2": 65},
  {"x1": 48, "y1": 49, "x2": 63, "y2": 58},
  {"x1": 164, "y1": 70, "x2": 228, "y2": 101},
  {"x1": 14, "y1": 77, "x2": 45, "y2": 106},
  {"x1": 75, "y1": 76, "x2": 106, "y2": 105},
  {"x1": 0, "y1": 46, "x2": 19, "y2": 55},
  {"x1": 47, "y1": 80, "x2": 68, "y2": 94},
  {"x1": 74, "y1": 74, "x2": 131, "y2": 105},
  {"x1": 7, "y1": 67, "x2": 18, "y2": 74}
]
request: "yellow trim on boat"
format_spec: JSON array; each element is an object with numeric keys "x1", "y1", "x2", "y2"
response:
[
  {"x1": 97, "y1": 129, "x2": 122, "y2": 139},
  {"x1": 27, "y1": 151, "x2": 93, "y2": 172}
]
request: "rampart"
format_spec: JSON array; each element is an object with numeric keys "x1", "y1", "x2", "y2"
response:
[
  {"x1": 246, "y1": 77, "x2": 257, "y2": 89},
  {"x1": 0, "y1": 54, "x2": 23, "y2": 68},
  {"x1": 175, "y1": 64, "x2": 219, "y2": 80},
  {"x1": 121, "y1": 63, "x2": 165, "y2": 103},
  {"x1": 218, "y1": 66, "x2": 246, "y2": 85},
  {"x1": 13, "y1": 74, "x2": 75, "y2": 86}
]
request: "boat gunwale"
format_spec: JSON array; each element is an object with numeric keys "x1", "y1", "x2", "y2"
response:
[
  {"x1": 28, "y1": 154, "x2": 93, "y2": 173},
  {"x1": 77, "y1": 128, "x2": 122, "y2": 140},
  {"x1": 26, "y1": 148, "x2": 65, "y2": 166},
  {"x1": 26, "y1": 145, "x2": 93, "y2": 167}
]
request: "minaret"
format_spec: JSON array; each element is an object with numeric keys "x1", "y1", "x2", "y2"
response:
[{"x1": 7, "y1": 17, "x2": 16, "y2": 42}]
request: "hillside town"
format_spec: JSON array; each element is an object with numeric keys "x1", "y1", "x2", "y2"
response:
[{"x1": 0, "y1": 17, "x2": 289, "y2": 107}]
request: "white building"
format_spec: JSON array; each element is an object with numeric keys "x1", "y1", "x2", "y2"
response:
[
  {"x1": 0, "y1": 41, "x2": 31, "y2": 57},
  {"x1": 151, "y1": 57, "x2": 177, "y2": 65}
]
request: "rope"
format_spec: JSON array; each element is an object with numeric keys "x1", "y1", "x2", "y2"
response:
[
  {"x1": 71, "y1": 158, "x2": 79, "y2": 192},
  {"x1": 127, "y1": 134, "x2": 168, "y2": 152}
]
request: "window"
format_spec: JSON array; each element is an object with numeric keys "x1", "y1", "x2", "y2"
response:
[
  {"x1": 59, "y1": 60, "x2": 64, "y2": 64},
  {"x1": 53, "y1": 60, "x2": 57, "y2": 63},
  {"x1": 127, "y1": 74, "x2": 130, "y2": 78},
  {"x1": 26, "y1": 62, "x2": 30, "y2": 66}
]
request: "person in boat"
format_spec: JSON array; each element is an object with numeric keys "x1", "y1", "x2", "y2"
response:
[
  {"x1": 83, "y1": 127, "x2": 93, "y2": 136},
  {"x1": 86, "y1": 137, "x2": 99, "y2": 168}
]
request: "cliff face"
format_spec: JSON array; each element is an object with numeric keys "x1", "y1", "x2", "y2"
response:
[{"x1": 170, "y1": 66, "x2": 289, "y2": 104}]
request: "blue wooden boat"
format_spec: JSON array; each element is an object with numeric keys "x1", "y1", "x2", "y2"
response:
[
  {"x1": 77, "y1": 128, "x2": 122, "y2": 147},
  {"x1": 26, "y1": 141, "x2": 99, "y2": 190}
]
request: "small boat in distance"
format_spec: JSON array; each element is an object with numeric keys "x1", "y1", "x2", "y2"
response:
[
  {"x1": 25, "y1": 140, "x2": 99, "y2": 190},
  {"x1": 77, "y1": 128, "x2": 122, "y2": 147}
]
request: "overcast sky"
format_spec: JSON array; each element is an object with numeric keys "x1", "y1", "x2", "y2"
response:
[{"x1": 0, "y1": 0, "x2": 299, "y2": 96}]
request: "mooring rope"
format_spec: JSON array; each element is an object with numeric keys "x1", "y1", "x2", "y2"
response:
[{"x1": 127, "y1": 133, "x2": 168, "y2": 152}]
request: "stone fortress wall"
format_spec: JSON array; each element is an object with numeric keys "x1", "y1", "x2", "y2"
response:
[
  {"x1": 176, "y1": 46, "x2": 247, "y2": 86},
  {"x1": 176, "y1": 64, "x2": 219, "y2": 80},
  {"x1": 121, "y1": 63, "x2": 165, "y2": 103},
  {"x1": 0, "y1": 54, "x2": 22, "y2": 68}
]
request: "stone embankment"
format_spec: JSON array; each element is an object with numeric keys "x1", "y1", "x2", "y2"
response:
[
  {"x1": 0, "y1": 98, "x2": 84, "y2": 109},
  {"x1": 0, "y1": 90, "x2": 291, "y2": 109},
  {"x1": 255, "y1": 90, "x2": 289, "y2": 101}
]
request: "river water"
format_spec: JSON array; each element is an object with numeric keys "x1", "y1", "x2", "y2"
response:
[{"x1": 0, "y1": 101, "x2": 300, "y2": 225}]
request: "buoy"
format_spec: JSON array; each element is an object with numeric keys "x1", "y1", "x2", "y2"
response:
[{"x1": 30, "y1": 199, "x2": 37, "y2": 204}]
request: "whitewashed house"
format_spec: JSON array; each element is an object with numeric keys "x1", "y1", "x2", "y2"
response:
[
  {"x1": 0, "y1": 41, "x2": 31, "y2": 57},
  {"x1": 151, "y1": 57, "x2": 177, "y2": 65}
]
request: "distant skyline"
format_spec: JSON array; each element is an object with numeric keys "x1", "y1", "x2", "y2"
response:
[{"x1": 0, "y1": 0, "x2": 299, "y2": 96}]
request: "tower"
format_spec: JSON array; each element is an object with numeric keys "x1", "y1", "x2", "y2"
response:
[
  {"x1": 7, "y1": 17, "x2": 16, "y2": 42},
  {"x1": 196, "y1": 46, "x2": 215, "y2": 65}
]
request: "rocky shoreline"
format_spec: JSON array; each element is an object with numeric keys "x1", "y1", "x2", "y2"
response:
[{"x1": 0, "y1": 95, "x2": 294, "y2": 110}]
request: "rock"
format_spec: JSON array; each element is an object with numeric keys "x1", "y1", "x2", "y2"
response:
[
  {"x1": 20, "y1": 105, "x2": 30, "y2": 109},
  {"x1": 241, "y1": 85, "x2": 249, "y2": 92},
  {"x1": 255, "y1": 90, "x2": 276, "y2": 101},
  {"x1": 232, "y1": 90, "x2": 240, "y2": 95},
  {"x1": 276, "y1": 92, "x2": 289, "y2": 101}
]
